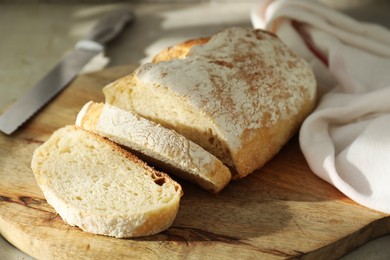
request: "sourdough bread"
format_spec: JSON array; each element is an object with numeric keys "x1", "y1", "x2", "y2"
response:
[
  {"x1": 76, "y1": 101, "x2": 231, "y2": 193},
  {"x1": 103, "y1": 27, "x2": 317, "y2": 178},
  {"x1": 31, "y1": 125, "x2": 182, "y2": 238}
]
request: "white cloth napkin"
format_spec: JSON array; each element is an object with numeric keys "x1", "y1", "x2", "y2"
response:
[{"x1": 251, "y1": 0, "x2": 390, "y2": 213}]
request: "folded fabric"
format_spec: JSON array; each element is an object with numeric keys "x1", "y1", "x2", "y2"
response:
[{"x1": 251, "y1": 0, "x2": 390, "y2": 213}]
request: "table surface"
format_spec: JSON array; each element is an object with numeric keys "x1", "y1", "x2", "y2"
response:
[{"x1": 1, "y1": 1, "x2": 390, "y2": 259}]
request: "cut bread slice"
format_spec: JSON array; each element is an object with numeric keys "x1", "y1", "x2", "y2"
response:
[
  {"x1": 103, "y1": 27, "x2": 317, "y2": 179},
  {"x1": 76, "y1": 101, "x2": 231, "y2": 193},
  {"x1": 31, "y1": 125, "x2": 182, "y2": 238}
]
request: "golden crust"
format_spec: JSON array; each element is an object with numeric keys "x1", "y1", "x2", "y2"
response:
[
  {"x1": 152, "y1": 37, "x2": 210, "y2": 63},
  {"x1": 233, "y1": 92, "x2": 315, "y2": 179}
]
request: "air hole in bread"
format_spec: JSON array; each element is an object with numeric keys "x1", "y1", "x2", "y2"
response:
[
  {"x1": 208, "y1": 136, "x2": 215, "y2": 145},
  {"x1": 154, "y1": 177, "x2": 166, "y2": 186},
  {"x1": 152, "y1": 172, "x2": 166, "y2": 186},
  {"x1": 206, "y1": 128, "x2": 215, "y2": 144}
]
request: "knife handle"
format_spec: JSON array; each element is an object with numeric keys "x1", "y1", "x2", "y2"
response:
[{"x1": 83, "y1": 9, "x2": 134, "y2": 46}]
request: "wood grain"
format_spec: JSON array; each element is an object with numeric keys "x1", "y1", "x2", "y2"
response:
[{"x1": 0, "y1": 65, "x2": 389, "y2": 260}]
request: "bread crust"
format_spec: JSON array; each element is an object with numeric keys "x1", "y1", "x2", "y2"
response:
[{"x1": 152, "y1": 37, "x2": 210, "y2": 63}]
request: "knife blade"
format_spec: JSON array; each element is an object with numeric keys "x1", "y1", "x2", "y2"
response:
[{"x1": 0, "y1": 9, "x2": 134, "y2": 135}]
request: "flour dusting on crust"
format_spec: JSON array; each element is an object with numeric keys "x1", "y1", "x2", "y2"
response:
[
  {"x1": 135, "y1": 27, "x2": 316, "y2": 150},
  {"x1": 97, "y1": 104, "x2": 214, "y2": 171}
]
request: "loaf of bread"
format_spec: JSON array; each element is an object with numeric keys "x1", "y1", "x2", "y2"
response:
[
  {"x1": 103, "y1": 27, "x2": 317, "y2": 179},
  {"x1": 76, "y1": 101, "x2": 231, "y2": 193},
  {"x1": 31, "y1": 125, "x2": 182, "y2": 238}
]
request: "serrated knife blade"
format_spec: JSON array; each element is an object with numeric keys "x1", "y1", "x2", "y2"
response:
[{"x1": 0, "y1": 9, "x2": 134, "y2": 135}]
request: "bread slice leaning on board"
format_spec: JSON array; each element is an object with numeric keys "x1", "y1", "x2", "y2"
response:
[
  {"x1": 76, "y1": 101, "x2": 232, "y2": 194},
  {"x1": 103, "y1": 26, "x2": 317, "y2": 179},
  {"x1": 31, "y1": 125, "x2": 182, "y2": 238}
]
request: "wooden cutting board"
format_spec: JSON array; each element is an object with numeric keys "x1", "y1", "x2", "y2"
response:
[{"x1": 0, "y1": 65, "x2": 389, "y2": 260}]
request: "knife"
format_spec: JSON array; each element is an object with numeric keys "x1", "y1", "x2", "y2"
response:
[{"x1": 0, "y1": 9, "x2": 134, "y2": 135}]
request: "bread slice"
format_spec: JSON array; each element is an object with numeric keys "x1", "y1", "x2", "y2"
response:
[
  {"x1": 76, "y1": 101, "x2": 231, "y2": 193},
  {"x1": 31, "y1": 125, "x2": 182, "y2": 238},
  {"x1": 103, "y1": 27, "x2": 316, "y2": 179}
]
